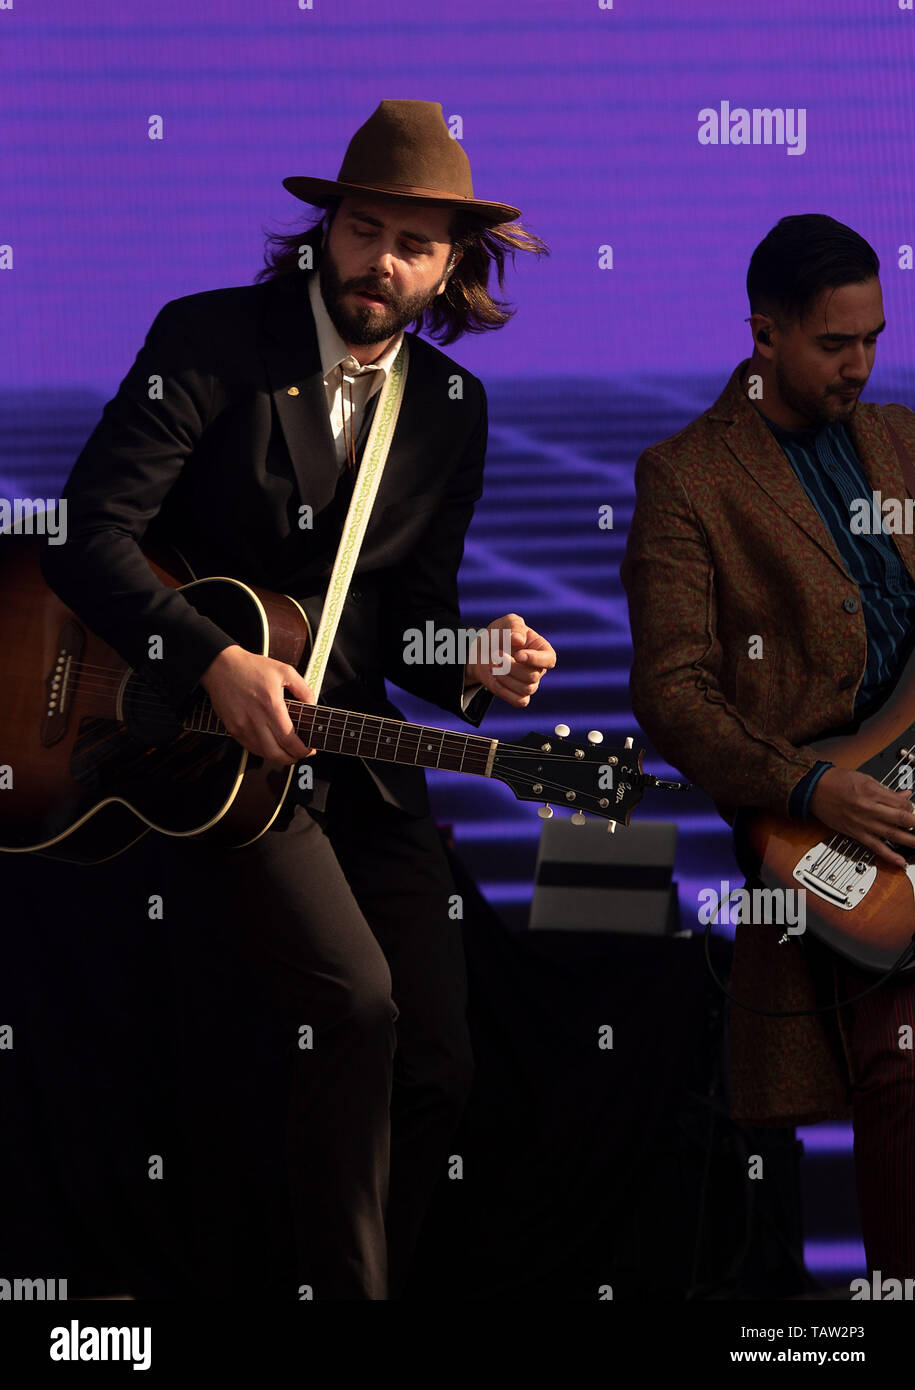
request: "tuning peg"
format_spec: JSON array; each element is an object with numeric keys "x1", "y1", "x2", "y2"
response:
[
  {"x1": 607, "y1": 820, "x2": 616, "y2": 834},
  {"x1": 554, "y1": 724, "x2": 570, "y2": 738},
  {"x1": 624, "y1": 736, "x2": 634, "y2": 749},
  {"x1": 571, "y1": 811, "x2": 586, "y2": 825},
  {"x1": 587, "y1": 731, "x2": 603, "y2": 744},
  {"x1": 537, "y1": 805, "x2": 553, "y2": 819}
]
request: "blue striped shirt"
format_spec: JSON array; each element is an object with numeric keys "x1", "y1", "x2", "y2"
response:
[{"x1": 760, "y1": 412, "x2": 915, "y2": 818}]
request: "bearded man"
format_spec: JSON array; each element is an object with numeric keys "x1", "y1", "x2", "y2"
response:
[{"x1": 40, "y1": 99, "x2": 555, "y2": 1300}]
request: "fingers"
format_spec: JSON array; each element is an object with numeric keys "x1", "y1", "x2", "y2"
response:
[
  {"x1": 873, "y1": 809, "x2": 915, "y2": 838},
  {"x1": 506, "y1": 624, "x2": 557, "y2": 669},
  {"x1": 494, "y1": 671, "x2": 542, "y2": 697},
  {"x1": 485, "y1": 676, "x2": 534, "y2": 708},
  {"x1": 471, "y1": 619, "x2": 557, "y2": 707},
  {"x1": 275, "y1": 665, "x2": 317, "y2": 758},
  {"x1": 870, "y1": 783, "x2": 915, "y2": 812},
  {"x1": 281, "y1": 664, "x2": 315, "y2": 705},
  {"x1": 275, "y1": 724, "x2": 312, "y2": 763},
  {"x1": 812, "y1": 770, "x2": 915, "y2": 869},
  {"x1": 870, "y1": 822, "x2": 912, "y2": 853},
  {"x1": 833, "y1": 808, "x2": 915, "y2": 870},
  {"x1": 271, "y1": 688, "x2": 315, "y2": 762},
  {"x1": 489, "y1": 654, "x2": 547, "y2": 701},
  {"x1": 223, "y1": 666, "x2": 316, "y2": 762},
  {"x1": 840, "y1": 810, "x2": 915, "y2": 861},
  {"x1": 229, "y1": 725, "x2": 293, "y2": 763},
  {"x1": 231, "y1": 716, "x2": 309, "y2": 764},
  {"x1": 862, "y1": 788, "x2": 915, "y2": 838},
  {"x1": 515, "y1": 636, "x2": 557, "y2": 671},
  {"x1": 851, "y1": 833, "x2": 908, "y2": 870}
]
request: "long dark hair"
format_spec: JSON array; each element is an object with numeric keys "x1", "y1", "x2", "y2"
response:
[{"x1": 255, "y1": 197, "x2": 549, "y2": 346}]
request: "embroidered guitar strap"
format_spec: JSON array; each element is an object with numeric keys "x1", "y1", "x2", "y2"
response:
[{"x1": 303, "y1": 337, "x2": 410, "y2": 699}]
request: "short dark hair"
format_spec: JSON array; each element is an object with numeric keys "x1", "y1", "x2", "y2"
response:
[
  {"x1": 255, "y1": 196, "x2": 548, "y2": 346},
  {"x1": 746, "y1": 214, "x2": 879, "y2": 327}
]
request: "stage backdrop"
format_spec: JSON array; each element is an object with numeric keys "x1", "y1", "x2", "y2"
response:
[{"x1": 4, "y1": 0, "x2": 912, "y2": 1285}]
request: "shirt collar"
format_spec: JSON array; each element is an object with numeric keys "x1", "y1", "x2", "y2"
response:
[
  {"x1": 758, "y1": 408, "x2": 847, "y2": 448},
  {"x1": 308, "y1": 271, "x2": 403, "y2": 386}
]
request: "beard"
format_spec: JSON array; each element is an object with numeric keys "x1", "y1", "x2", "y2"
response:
[
  {"x1": 774, "y1": 359, "x2": 866, "y2": 429},
  {"x1": 318, "y1": 252, "x2": 441, "y2": 346}
]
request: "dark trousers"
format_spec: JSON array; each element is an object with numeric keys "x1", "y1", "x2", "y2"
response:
[
  {"x1": 737, "y1": 863, "x2": 915, "y2": 1279},
  {"x1": 831, "y1": 953, "x2": 915, "y2": 1280},
  {"x1": 107, "y1": 759, "x2": 473, "y2": 1300}
]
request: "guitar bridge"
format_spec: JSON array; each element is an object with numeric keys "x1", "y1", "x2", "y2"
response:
[
  {"x1": 792, "y1": 843, "x2": 876, "y2": 910},
  {"x1": 41, "y1": 619, "x2": 85, "y2": 747}
]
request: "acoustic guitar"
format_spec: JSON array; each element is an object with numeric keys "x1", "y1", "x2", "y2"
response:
[{"x1": 0, "y1": 535, "x2": 678, "y2": 864}]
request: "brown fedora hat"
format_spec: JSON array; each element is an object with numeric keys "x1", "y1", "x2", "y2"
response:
[{"x1": 283, "y1": 99, "x2": 521, "y2": 225}]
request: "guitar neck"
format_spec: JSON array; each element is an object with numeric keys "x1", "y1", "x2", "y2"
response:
[{"x1": 184, "y1": 696, "x2": 497, "y2": 776}]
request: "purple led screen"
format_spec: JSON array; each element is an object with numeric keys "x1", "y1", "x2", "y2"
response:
[{"x1": 3, "y1": 0, "x2": 915, "y2": 386}]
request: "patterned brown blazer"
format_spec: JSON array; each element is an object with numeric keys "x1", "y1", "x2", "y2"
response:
[{"x1": 621, "y1": 359, "x2": 915, "y2": 1125}]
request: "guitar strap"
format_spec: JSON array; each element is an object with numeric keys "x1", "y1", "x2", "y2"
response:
[
  {"x1": 303, "y1": 337, "x2": 410, "y2": 700},
  {"x1": 883, "y1": 414, "x2": 915, "y2": 502}
]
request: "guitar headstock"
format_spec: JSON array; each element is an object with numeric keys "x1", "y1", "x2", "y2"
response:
[{"x1": 490, "y1": 726, "x2": 647, "y2": 830}]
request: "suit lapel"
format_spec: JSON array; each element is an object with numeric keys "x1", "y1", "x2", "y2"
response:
[
  {"x1": 260, "y1": 273, "x2": 342, "y2": 517},
  {"x1": 258, "y1": 272, "x2": 414, "y2": 524},
  {"x1": 847, "y1": 405, "x2": 915, "y2": 586},
  {"x1": 710, "y1": 362, "x2": 851, "y2": 581}
]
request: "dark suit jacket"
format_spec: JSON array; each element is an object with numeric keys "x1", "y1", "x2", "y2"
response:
[
  {"x1": 41, "y1": 271, "x2": 493, "y2": 816},
  {"x1": 621, "y1": 359, "x2": 915, "y2": 1125}
]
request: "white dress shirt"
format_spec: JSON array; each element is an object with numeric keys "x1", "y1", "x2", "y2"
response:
[
  {"x1": 308, "y1": 272, "x2": 403, "y2": 468},
  {"x1": 307, "y1": 271, "x2": 483, "y2": 711}
]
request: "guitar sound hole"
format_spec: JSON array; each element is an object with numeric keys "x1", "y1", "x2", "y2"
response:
[{"x1": 121, "y1": 675, "x2": 185, "y2": 748}]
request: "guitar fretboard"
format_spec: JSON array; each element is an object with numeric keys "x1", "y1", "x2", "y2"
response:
[{"x1": 184, "y1": 698, "x2": 497, "y2": 776}]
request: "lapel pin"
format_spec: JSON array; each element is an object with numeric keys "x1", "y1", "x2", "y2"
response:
[{"x1": 287, "y1": 386, "x2": 300, "y2": 397}]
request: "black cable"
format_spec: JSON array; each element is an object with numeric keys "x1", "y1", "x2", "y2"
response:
[{"x1": 702, "y1": 892, "x2": 915, "y2": 1017}]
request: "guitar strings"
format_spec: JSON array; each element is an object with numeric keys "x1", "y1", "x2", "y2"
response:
[
  {"x1": 52, "y1": 685, "x2": 605, "y2": 805},
  {"x1": 57, "y1": 686, "x2": 611, "y2": 801},
  {"x1": 39, "y1": 660, "x2": 615, "y2": 768},
  {"x1": 808, "y1": 750, "x2": 915, "y2": 891},
  {"x1": 53, "y1": 656, "x2": 567, "y2": 767},
  {"x1": 58, "y1": 677, "x2": 604, "y2": 770}
]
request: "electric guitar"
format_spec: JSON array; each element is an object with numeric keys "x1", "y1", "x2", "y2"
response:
[
  {"x1": 0, "y1": 535, "x2": 680, "y2": 864},
  {"x1": 744, "y1": 644, "x2": 915, "y2": 972}
]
